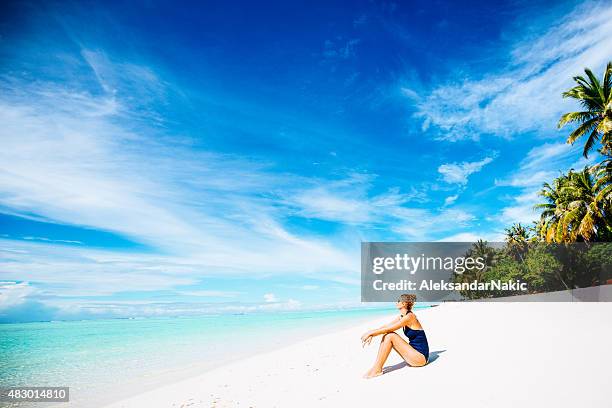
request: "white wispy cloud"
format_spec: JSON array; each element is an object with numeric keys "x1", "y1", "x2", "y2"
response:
[
  {"x1": 0, "y1": 281, "x2": 36, "y2": 308},
  {"x1": 285, "y1": 174, "x2": 427, "y2": 224},
  {"x1": 389, "y1": 207, "x2": 475, "y2": 239},
  {"x1": 443, "y1": 194, "x2": 459, "y2": 206},
  {"x1": 222, "y1": 298, "x2": 301, "y2": 313},
  {"x1": 438, "y1": 156, "x2": 495, "y2": 185},
  {"x1": 497, "y1": 190, "x2": 542, "y2": 226},
  {"x1": 263, "y1": 293, "x2": 278, "y2": 303},
  {"x1": 177, "y1": 290, "x2": 242, "y2": 298},
  {"x1": 437, "y1": 231, "x2": 504, "y2": 242},
  {"x1": 280, "y1": 173, "x2": 481, "y2": 241},
  {"x1": 22, "y1": 236, "x2": 83, "y2": 244},
  {"x1": 495, "y1": 142, "x2": 579, "y2": 188},
  {"x1": 407, "y1": 2, "x2": 612, "y2": 141}
]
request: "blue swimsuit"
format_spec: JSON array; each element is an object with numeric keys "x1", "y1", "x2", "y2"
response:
[{"x1": 403, "y1": 323, "x2": 429, "y2": 362}]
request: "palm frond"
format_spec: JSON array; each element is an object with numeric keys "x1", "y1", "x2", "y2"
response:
[
  {"x1": 582, "y1": 126, "x2": 601, "y2": 158},
  {"x1": 557, "y1": 111, "x2": 597, "y2": 128},
  {"x1": 584, "y1": 67, "x2": 605, "y2": 103}
]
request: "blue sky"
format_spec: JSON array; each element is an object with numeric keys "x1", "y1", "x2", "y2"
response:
[{"x1": 1, "y1": 0, "x2": 611, "y2": 322}]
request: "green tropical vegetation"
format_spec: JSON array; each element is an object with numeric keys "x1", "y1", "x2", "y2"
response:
[{"x1": 453, "y1": 62, "x2": 612, "y2": 299}]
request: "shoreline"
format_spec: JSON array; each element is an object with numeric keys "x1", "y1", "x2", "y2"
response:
[
  {"x1": 40, "y1": 307, "x2": 395, "y2": 408},
  {"x1": 102, "y1": 301, "x2": 612, "y2": 408}
]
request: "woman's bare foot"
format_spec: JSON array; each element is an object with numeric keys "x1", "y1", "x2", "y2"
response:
[{"x1": 363, "y1": 367, "x2": 383, "y2": 379}]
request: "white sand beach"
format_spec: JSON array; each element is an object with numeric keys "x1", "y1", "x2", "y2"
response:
[{"x1": 104, "y1": 300, "x2": 612, "y2": 408}]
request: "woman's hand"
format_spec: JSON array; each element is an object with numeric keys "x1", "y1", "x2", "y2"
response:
[{"x1": 361, "y1": 331, "x2": 373, "y2": 347}]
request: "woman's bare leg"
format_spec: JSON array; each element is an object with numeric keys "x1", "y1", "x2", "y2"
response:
[
  {"x1": 364, "y1": 334, "x2": 394, "y2": 378},
  {"x1": 364, "y1": 332, "x2": 426, "y2": 378}
]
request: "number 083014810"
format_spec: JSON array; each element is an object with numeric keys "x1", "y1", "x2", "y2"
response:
[{"x1": 0, "y1": 387, "x2": 69, "y2": 402}]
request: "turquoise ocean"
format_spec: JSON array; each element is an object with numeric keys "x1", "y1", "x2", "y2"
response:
[{"x1": 0, "y1": 307, "x2": 426, "y2": 406}]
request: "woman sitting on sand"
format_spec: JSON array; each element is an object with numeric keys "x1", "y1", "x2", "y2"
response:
[{"x1": 361, "y1": 294, "x2": 429, "y2": 378}]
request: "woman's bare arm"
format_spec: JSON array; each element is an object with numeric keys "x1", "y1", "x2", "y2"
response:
[
  {"x1": 369, "y1": 314, "x2": 411, "y2": 337},
  {"x1": 361, "y1": 314, "x2": 412, "y2": 345}
]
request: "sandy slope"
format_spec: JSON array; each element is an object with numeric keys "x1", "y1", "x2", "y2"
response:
[{"x1": 104, "y1": 302, "x2": 612, "y2": 408}]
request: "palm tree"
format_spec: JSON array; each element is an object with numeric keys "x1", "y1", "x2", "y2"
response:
[
  {"x1": 453, "y1": 240, "x2": 498, "y2": 299},
  {"x1": 558, "y1": 62, "x2": 612, "y2": 158},
  {"x1": 593, "y1": 159, "x2": 612, "y2": 231},
  {"x1": 504, "y1": 223, "x2": 531, "y2": 261},
  {"x1": 561, "y1": 168, "x2": 603, "y2": 241},
  {"x1": 466, "y1": 239, "x2": 498, "y2": 270},
  {"x1": 535, "y1": 175, "x2": 568, "y2": 242},
  {"x1": 536, "y1": 167, "x2": 611, "y2": 242}
]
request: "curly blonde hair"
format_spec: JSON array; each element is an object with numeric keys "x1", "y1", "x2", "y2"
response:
[{"x1": 397, "y1": 294, "x2": 417, "y2": 312}]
